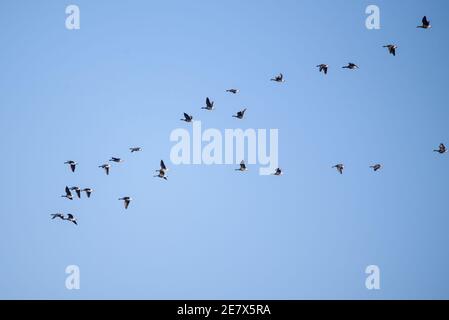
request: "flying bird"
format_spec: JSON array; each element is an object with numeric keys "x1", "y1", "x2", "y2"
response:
[
  {"x1": 383, "y1": 44, "x2": 397, "y2": 56},
  {"x1": 180, "y1": 113, "x2": 193, "y2": 123},
  {"x1": 342, "y1": 63, "x2": 359, "y2": 70},
  {"x1": 64, "y1": 160, "x2": 77, "y2": 173},
  {"x1": 270, "y1": 73, "x2": 285, "y2": 82},
  {"x1": 333, "y1": 164, "x2": 344, "y2": 174},
  {"x1": 61, "y1": 186, "x2": 73, "y2": 200},
  {"x1": 232, "y1": 108, "x2": 247, "y2": 119},
  {"x1": 70, "y1": 186, "x2": 81, "y2": 198},
  {"x1": 273, "y1": 168, "x2": 283, "y2": 176},
  {"x1": 317, "y1": 64, "x2": 328, "y2": 74},
  {"x1": 50, "y1": 213, "x2": 77, "y2": 225},
  {"x1": 81, "y1": 188, "x2": 93, "y2": 198},
  {"x1": 99, "y1": 164, "x2": 111, "y2": 175},
  {"x1": 66, "y1": 213, "x2": 78, "y2": 225},
  {"x1": 235, "y1": 160, "x2": 248, "y2": 172},
  {"x1": 130, "y1": 147, "x2": 142, "y2": 153},
  {"x1": 154, "y1": 160, "x2": 168, "y2": 180},
  {"x1": 417, "y1": 16, "x2": 431, "y2": 29},
  {"x1": 434, "y1": 143, "x2": 447, "y2": 154},
  {"x1": 370, "y1": 164, "x2": 382, "y2": 172},
  {"x1": 109, "y1": 157, "x2": 123, "y2": 163},
  {"x1": 202, "y1": 97, "x2": 215, "y2": 111},
  {"x1": 119, "y1": 197, "x2": 132, "y2": 209},
  {"x1": 226, "y1": 89, "x2": 239, "y2": 94}
]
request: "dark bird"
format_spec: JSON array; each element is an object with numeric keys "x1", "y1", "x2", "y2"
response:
[
  {"x1": 370, "y1": 164, "x2": 382, "y2": 172},
  {"x1": 66, "y1": 213, "x2": 78, "y2": 225},
  {"x1": 130, "y1": 147, "x2": 142, "y2": 153},
  {"x1": 270, "y1": 73, "x2": 285, "y2": 82},
  {"x1": 235, "y1": 160, "x2": 248, "y2": 172},
  {"x1": 317, "y1": 64, "x2": 328, "y2": 74},
  {"x1": 434, "y1": 143, "x2": 447, "y2": 154},
  {"x1": 81, "y1": 188, "x2": 93, "y2": 198},
  {"x1": 383, "y1": 44, "x2": 397, "y2": 56},
  {"x1": 119, "y1": 197, "x2": 132, "y2": 209},
  {"x1": 180, "y1": 113, "x2": 193, "y2": 123},
  {"x1": 342, "y1": 63, "x2": 359, "y2": 70},
  {"x1": 99, "y1": 164, "x2": 111, "y2": 175},
  {"x1": 333, "y1": 164, "x2": 344, "y2": 174},
  {"x1": 232, "y1": 108, "x2": 247, "y2": 119},
  {"x1": 417, "y1": 16, "x2": 431, "y2": 29},
  {"x1": 202, "y1": 97, "x2": 215, "y2": 111},
  {"x1": 154, "y1": 160, "x2": 168, "y2": 180},
  {"x1": 109, "y1": 157, "x2": 123, "y2": 163},
  {"x1": 51, "y1": 213, "x2": 65, "y2": 220},
  {"x1": 226, "y1": 89, "x2": 239, "y2": 94},
  {"x1": 61, "y1": 186, "x2": 73, "y2": 200},
  {"x1": 70, "y1": 186, "x2": 81, "y2": 198},
  {"x1": 64, "y1": 160, "x2": 77, "y2": 173},
  {"x1": 273, "y1": 168, "x2": 283, "y2": 176}
]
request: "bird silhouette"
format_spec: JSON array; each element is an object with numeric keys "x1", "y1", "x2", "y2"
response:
[
  {"x1": 317, "y1": 64, "x2": 328, "y2": 74},
  {"x1": 232, "y1": 108, "x2": 247, "y2": 119},
  {"x1": 417, "y1": 16, "x2": 431, "y2": 29},
  {"x1": 64, "y1": 160, "x2": 77, "y2": 173},
  {"x1": 119, "y1": 197, "x2": 132, "y2": 209}
]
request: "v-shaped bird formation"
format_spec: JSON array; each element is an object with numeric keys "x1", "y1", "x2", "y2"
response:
[{"x1": 52, "y1": 16, "x2": 445, "y2": 226}]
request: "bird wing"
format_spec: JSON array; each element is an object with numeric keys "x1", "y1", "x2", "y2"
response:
[
  {"x1": 70, "y1": 164, "x2": 76, "y2": 172},
  {"x1": 105, "y1": 166, "x2": 110, "y2": 175},
  {"x1": 423, "y1": 16, "x2": 429, "y2": 25},
  {"x1": 160, "y1": 160, "x2": 167, "y2": 170},
  {"x1": 183, "y1": 112, "x2": 189, "y2": 119},
  {"x1": 124, "y1": 200, "x2": 130, "y2": 209},
  {"x1": 67, "y1": 214, "x2": 74, "y2": 219},
  {"x1": 65, "y1": 186, "x2": 71, "y2": 196}
]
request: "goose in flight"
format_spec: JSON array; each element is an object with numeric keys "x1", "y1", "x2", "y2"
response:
[
  {"x1": 232, "y1": 108, "x2": 247, "y2": 119},
  {"x1": 235, "y1": 160, "x2": 248, "y2": 172},
  {"x1": 66, "y1": 213, "x2": 78, "y2": 225},
  {"x1": 342, "y1": 63, "x2": 359, "y2": 70},
  {"x1": 273, "y1": 168, "x2": 283, "y2": 176},
  {"x1": 70, "y1": 186, "x2": 81, "y2": 198},
  {"x1": 61, "y1": 186, "x2": 73, "y2": 200},
  {"x1": 64, "y1": 160, "x2": 77, "y2": 173},
  {"x1": 99, "y1": 163, "x2": 111, "y2": 175},
  {"x1": 119, "y1": 197, "x2": 132, "y2": 209},
  {"x1": 202, "y1": 97, "x2": 215, "y2": 111},
  {"x1": 154, "y1": 160, "x2": 168, "y2": 180},
  {"x1": 50, "y1": 213, "x2": 77, "y2": 225},
  {"x1": 370, "y1": 164, "x2": 382, "y2": 172},
  {"x1": 270, "y1": 73, "x2": 285, "y2": 82},
  {"x1": 180, "y1": 113, "x2": 193, "y2": 123},
  {"x1": 317, "y1": 64, "x2": 328, "y2": 74},
  {"x1": 130, "y1": 147, "x2": 142, "y2": 153},
  {"x1": 82, "y1": 188, "x2": 93, "y2": 198},
  {"x1": 51, "y1": 213, "x2": 65, "y2": 220},
  {"x1": 226, "y1": 89, "x2": 239, "y2": 94},
  {"x1": 434, "y1": 143, "x2": 447, "y2": 154},
  {"x1": 417, "y1": 16, "x2": 431, "y2": 29},
  {"x1": 383, "y1": 44, "x2": 397, "y2": 56},
  {"x1": 332, "y1": 164, "x2": 344, "y2": 174},
  {"x1": 109, "y1": 157, "x2": 123, "y2": 163}
]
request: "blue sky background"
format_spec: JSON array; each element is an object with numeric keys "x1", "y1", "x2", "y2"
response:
[{"x1": 0, "y1": 0, "x2": 448, "y2": 299}]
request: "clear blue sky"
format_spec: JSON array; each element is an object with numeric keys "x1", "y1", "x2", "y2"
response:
[{"x1": 0, "y1": 0, "x2": 448, "y2": 299}]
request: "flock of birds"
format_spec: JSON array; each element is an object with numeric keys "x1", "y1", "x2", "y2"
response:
[{"x1": 51, "y1": 16, "x2": 444, "y2": 226}]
